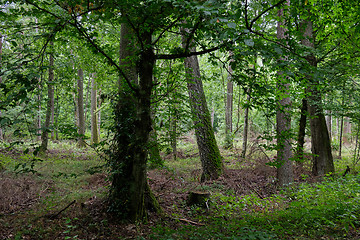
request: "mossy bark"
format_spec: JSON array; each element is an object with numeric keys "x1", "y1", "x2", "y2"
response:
[
  {"x1": 109, "y1": 25, "x2": 160, "y2": 222},
  {"x1": 181, "y1": 31, "x2": 223, "y2": 182}
]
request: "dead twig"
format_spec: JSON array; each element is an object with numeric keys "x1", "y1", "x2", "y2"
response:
[
  {"x1": 47, "y1": 200, "x2": 76, "y2": 219},
  {"x1": 179, "y1": 218, "x2": 205, "y2": 226}
]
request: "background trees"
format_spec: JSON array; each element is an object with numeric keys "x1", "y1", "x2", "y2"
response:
[{"x1": 1, "y1": 0, "x2": 360, "y2": 224}]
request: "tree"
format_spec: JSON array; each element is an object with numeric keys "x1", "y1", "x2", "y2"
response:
[
  {"x1": 0, "y1": 32, "x2": 3, "y2": 141},
  {"x1": 301, "y1": 19, "x2": 334, "y2": 175},
  {"x1": 224, "y1": 54, "x2": 234, "y2": 149},
  {"x1": 90, "y1": 73, "x2": 100, "y2": 145},
  {"x1": 182, "y1": 41, "x2": 224, "y2": 182},
  {"x1": 77, "y1": 68, "x2": 86, "y2": 147},
  {"x1": 39, "y1": 42, "x2": 55, "y2": 153},
  {"x1": 276, "y1": 1, "x2": 293, "y2": 185}
]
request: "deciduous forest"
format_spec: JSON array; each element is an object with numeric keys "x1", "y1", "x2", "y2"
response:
[{"x1": 1, "y1": 0, "x2": 360, "y2": 239}]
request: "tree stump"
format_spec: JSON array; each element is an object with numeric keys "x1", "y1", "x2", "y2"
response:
[{"x1": 187, "y1": 191, "x2": 210, "y2": 208}]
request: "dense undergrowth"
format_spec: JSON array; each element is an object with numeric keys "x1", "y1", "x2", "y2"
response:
[{"x1": 0, "y1": 140, "x2": 360, "y2": 239}]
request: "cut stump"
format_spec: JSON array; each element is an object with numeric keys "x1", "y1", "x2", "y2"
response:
[{"x1": 187, "y1": 191, "x2": 210, "y2": 208}]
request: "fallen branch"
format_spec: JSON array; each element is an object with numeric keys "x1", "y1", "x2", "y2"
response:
[
  {"x1": 179, "y1": 218, "x2": 205, "y2": 226},
  {"x1": 47, "y1": 200, "x2": 76, "y2": 219}
]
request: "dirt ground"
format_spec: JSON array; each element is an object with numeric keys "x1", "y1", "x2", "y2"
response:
[{"x1": 0, "y1": 146, "x2": 315, "y2": 239}]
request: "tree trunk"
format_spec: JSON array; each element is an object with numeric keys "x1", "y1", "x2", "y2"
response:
[
  {"x1": 54, "y1": 92, "x2": 60, "y2": 140},
  {"x1": 0, "y1": 33, "x2": 3, "y2": 141},
  {"x1": 84, "y1": 75, "x2": 91, "y2": 124},
  {"x1": 77, "y1": 68, "x2": 86, "y2": 147},
  {"x1": 301, "y1": 20, "x2": 334, "y2": 175},
  {"x1": 325, "y1": 110, "x2": 332, "y2": 141},
  {"x1": 91, "y1": 73, "x2": 100, "y2": 144},
  {"x1": 181, "y1": 33, "x2": 223, "y2": 182},
  {"x1": 276, "y1": 3, "x2": 293, "y2": 185},
  {"x1": 37, "y1": 79, "x2": 42, "y2": 141},
  {"x1": 295, "y1": 98, "x2": 307, "y2": 162},
  {"x1": 224, "y1": 57, "x2": 234, "y2": 149},
  {"x1": 110, "y1": 24, "x2": 160, "y2": 222},
  {"x1": 50, "y1": 84, "x2": 55, "y2": 141},
  {"x1": 39, "y1": 43, "x2": 55, "y2": 153},
  {"x1": 241, "y1": 90, "x2": 250, "y2": 159},
  {"x1": 339, "y1": 115, "x2": 344, "y2": 158},
  {"x1": 169, "y1": 87, "x2": 177, "y2": 161}
]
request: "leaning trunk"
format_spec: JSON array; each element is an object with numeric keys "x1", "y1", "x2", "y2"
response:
[{"x1": 181, "y1": 33, "x2": 223, "y2": 182}]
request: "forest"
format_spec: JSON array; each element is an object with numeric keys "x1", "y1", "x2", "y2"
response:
[{"x1": 1, "y1": 0, "x2": 360, "y2": 239}]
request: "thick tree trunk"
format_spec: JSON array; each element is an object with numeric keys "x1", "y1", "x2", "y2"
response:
[
  {"x1": 302, "y1": 20, "x2": 334, "y2": 175},
  {"x1": 77, "y1": 68, "x2": 86, "y2": 147},
  {"x1": 241, "y1": 91, "x2": 250, "y2": 159},
  {"x1": 110, "y1": 25, "x2": 160, "y2": 222},
  {"x1": 295, "y1": 98, "x2": 307, "y2": 162},
  {"x1": 276, "y1": 3, "x2": 293, "y2": 185},
  {"x1": 39, "y1": 44, "x2": 55, "y2": 153},
  {"x1": 181, "y1": 34, "x2": 223, "y2": 182},
  {"x1": 225, "y1": 59, "x2": 234, "y2": 149},
  {"x1": 91, "y1": 73, "x2": 100, "y2": 144}
]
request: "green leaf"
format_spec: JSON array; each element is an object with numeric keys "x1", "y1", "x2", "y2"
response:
[{"x1": 244, "y1": 39, "x2": 254, "y2": 47}]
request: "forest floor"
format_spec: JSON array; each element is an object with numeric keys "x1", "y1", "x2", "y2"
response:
[{"x1": 0, "y1": 138, "x2": 360, "y2": 239}]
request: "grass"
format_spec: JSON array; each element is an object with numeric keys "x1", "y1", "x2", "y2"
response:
[{"x1": 1, "y1": 139, "x2": 360, "y2": 239}]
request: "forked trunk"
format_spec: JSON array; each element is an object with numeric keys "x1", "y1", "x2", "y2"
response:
[{"x1": 301, "y1": 20, "x2": 334, "y2": 175}]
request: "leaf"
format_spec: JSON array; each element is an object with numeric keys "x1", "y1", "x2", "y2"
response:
[
  {"x1": 227, "y1": 22, "x2": 236, "y2": 29},
  {"x1": 244, "y1": 39, "x2": 254, "y2": 47}
]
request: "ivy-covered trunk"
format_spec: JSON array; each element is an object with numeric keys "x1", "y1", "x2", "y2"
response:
[
  {"x1": 301, "y1": 20, "x2": 334, "y2": 176},
  {"x1": 109, "y1": 26, "x2": 159, "y2": 222},
  {"x1": 181, "y1": 35, "x2": 223, "y2": 181}
]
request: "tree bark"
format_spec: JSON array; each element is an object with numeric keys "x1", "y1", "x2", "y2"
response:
[
  {"x1": 91, "y1": 73, "x2": 100, "y2": 144},
  {"x1": 339, "y1": 115, "x2": 344, "y2": 158},
  {"x1": 0, "y1": 33, "x2": 3, "y2": 141},
  {"x1": 224, "y1": 56, "x2": 234, "y2": 149},
  {"x1": 110, "y1": 24, "x2": 160, "y2": 222},
  {"x1": 301, "y1": 20, "x2": 334, "y2": 175},
  {"x1": 295, "y1": 98, "x2": 307, "y2": 162},
  {"x1": 325, "y1": 110, "x2": 332, "y2": 141},
  {"x1": 241, "y1": 90, "x2": 250, "y2": 159},
  {"x1": 39, "y1": 43, "x2": 55, "y2": 153},
  {"x1": 276, "y1": 3, "x2": 293, "y2": 185},
  {"x1": 181, "y1": 33, "x2": 223, "y2": 182},
  {"x1": 77, "y1": 68, "x2": 86, "y2": 147}
]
